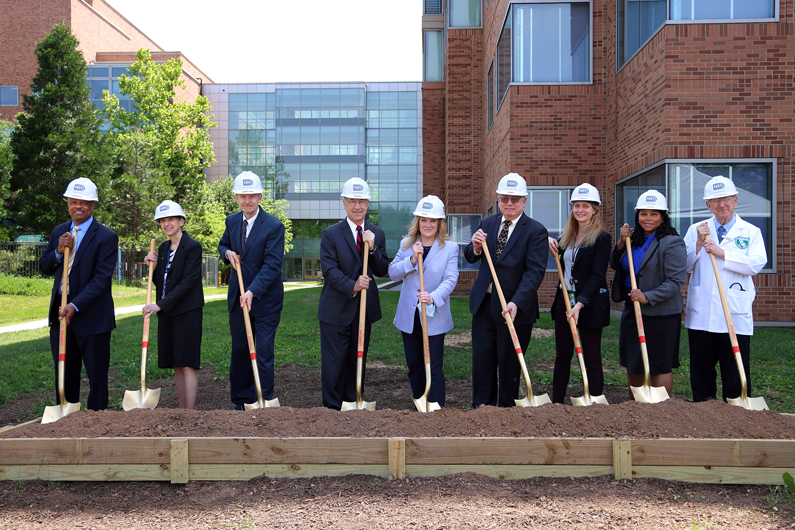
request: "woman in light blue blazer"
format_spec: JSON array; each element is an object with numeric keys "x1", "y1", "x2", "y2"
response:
[{"x1": 389, "y1": 196, "x2": 459, "y2": 407}]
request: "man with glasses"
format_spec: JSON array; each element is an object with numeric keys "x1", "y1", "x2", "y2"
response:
[
  {"x1": 683, "y1": 175, "x2": 767, "y2": 402},
  {"x1": 464, "y1": 173, "x2": 549, "y2": 407},
  {"x1": 317, "y1": 177, "x2": 389, "y2": 409}
]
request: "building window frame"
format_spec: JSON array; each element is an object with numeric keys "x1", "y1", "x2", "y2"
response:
[
  {"x1": 447, "y1": 0, "x2": 484, "y2": 28},
  {"x1": 525, "y1": 186, "x2": 575, "y2": 270},
  {"x1": 615, "y1": 158, "x2": 776, "y2": 273},
  {"x1": 448, "y1": 213, "x2": 483, "y2": 270},
  {"x1": 486, "y1": 59, "x2": 495, "y2": 130},
  {"x1": 617, "y1": 1, "x2": 779, "y2": 72},
  {"x1": 0, "y1": 86, "x2": 19, "y2": 107},
  {"x1": 424, "y1": 30, "x2": 445, "y2": 82}
]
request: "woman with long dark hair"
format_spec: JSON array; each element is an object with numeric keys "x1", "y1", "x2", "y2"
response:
[
  {"x1": 610, "y1": 190, "x2": 686, "y2": 398},
  {"x1": 548, "y1": 183, "x2": 611, "y2": 404}
]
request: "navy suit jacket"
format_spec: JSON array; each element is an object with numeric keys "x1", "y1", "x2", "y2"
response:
[
  {"x1": 154, "y1": 232, "x2": 205, "y2": 316},
  {"x1": 39, "y1": 218, "x2": 119, "y2": 336},
  {"x1": 317, "y1": 220, "x2": 389, "y2": 327},
  {"x1": 218, "y1": 207, "x2": 285, "y2": 317},
  {"x1": 463, "y1": 213, "x2": 548, "y2": 326}
]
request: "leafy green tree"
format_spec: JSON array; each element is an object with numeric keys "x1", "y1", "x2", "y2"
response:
[
  {"x1": 102, "y1": 48, "x2": 217, "y2": 206},
  {"x1": 8, "y1": 23, "x2": 108, "y2": 237},
  {"x1": 0, "y1": 120, "x2": 15, "y2": 241}
]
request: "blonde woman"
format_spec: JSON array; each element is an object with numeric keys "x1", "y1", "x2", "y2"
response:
[
  {"x1": 388, "y1": 196, "x2": 459, "y2": 407},
  {"x1": 548, "y1": 184, "x2": 611, "y2": 404}
]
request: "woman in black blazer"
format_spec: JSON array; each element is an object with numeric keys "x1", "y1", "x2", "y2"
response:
[
  {"x1": 142, "y1": 201, "x2": 205, "y2": 409},
  {"x1": 548, "y1": 184, "x2": 611, "y2": 404}
]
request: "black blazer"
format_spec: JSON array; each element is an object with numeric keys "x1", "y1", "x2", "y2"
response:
[
  {"x1": 550, "y1": 230, "x2": 611, "y2": 330},
  {"x1": 39, "y1": 218, "x2": 119, "y2": 336},
  {"x1": 463, "y1": 213, "x2": 548, "y2": 327},
  {"x1": 153, "y1": 232, "x2": 205, "y2": 316},
  {"x1": 317, "y1": 220, "x2": 389, "y2": 327},
  {"x1": 218, "y1": 207, "x2": 285, "y2": 317}
]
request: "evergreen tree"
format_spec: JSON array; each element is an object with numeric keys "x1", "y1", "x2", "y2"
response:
[
  {"x1": 0, "y1": 120, "x2": 14, "y2": 241},
  {"x1": 8, "y1": 23, "x2": 108, "y2": 237}
]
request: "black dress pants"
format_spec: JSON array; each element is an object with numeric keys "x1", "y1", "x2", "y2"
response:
[
  {"x1": 49, "y1": 325, "x2": 111, "y2": 411},
  {"x1": 689, "y1": 328, "x2": 751, "y2": 402},
  {"x1": 551, "y1": 295, "x2": 604, "y2": 404},
  {"x1": 320, "y1": 304, "x2": 372, "y2": 410},
  {"x1": 402, "y1": 309, "x2": 446, "y2": 406}
]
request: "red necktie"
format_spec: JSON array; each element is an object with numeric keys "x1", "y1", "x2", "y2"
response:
[{"x1": 356, "y1": 225, "x2": 363, "y2": 256}]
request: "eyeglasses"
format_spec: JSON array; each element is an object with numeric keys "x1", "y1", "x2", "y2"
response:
[
  {"x1": 344, "y1": 199, "x2": 369, "y2": 207},
  {"x1": 708, "y1": 196, "x2": 736, "y2": 206},
  {"x1": 498, "y1": 196, "x2": 525, "y2": 205}
]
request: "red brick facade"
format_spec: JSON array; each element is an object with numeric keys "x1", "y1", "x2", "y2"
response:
[
  {"x1": 423, "y1": 0, "x2": 794, "y2": 322},
  {"x1": 0, "y1": 0, "x2": 210, "y2": 121}
]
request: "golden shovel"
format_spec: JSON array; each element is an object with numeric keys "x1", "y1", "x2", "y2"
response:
[
  {"x1": 412, "y1": 253, "x2": 441, "y2": 413},
  {"x1": 552, "y1": 251, "x2": 608, "y2": 406},
  {"x1": 341, "y1": 241, "x2": 376, "y2": 411},
  {"x1": 235, "y1": 261, "x2": 280, "y2": 409},
  {"x1": 42, "y1": 246, "x2": 81, "y2": 424},
  {"x1": 481, "y1": 240, "x2": 551, "y2": 407},
  {"x1": 123, "y1": 239, "x2": 161, "y2": 411},
  {"x1": 625, "y1": 236, "x2": 669, "y2": 403},
  {"x1": 705, "y1": 235, "x2": 768, "y2": 411}
]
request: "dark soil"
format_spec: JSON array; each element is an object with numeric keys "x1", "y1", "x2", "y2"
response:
[{"x1": 2, "y1": 364, "x2": 794, "y2": 528}]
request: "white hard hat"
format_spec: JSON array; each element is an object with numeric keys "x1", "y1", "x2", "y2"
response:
[
  {"x1": 635, "y1": 190, "x2": 669, "y2": 211},
  {"x1": 412, "y1": 195, "x2": 445, "y2": 219},
  {"x1": 571, "y1": 183, "x2": 601, "y2": 205},
  {"x1": 154, "y1": 200, "x2": 186, "y2": 221},
  {"x1": 495, "y1": 173, "x2": 528, "y2": 196},
  {"x1": 703, "y1": 175, "x2": 738, "y2": 200},
  {"x1": 341, "y1": 177, "x2": 371, "y2": 200},
  {"x1": 233, "y1": 171, "x2": 264, "y2": 194},
  {"x1": 63, "y1": 177, "x2": 98, "y2": 201}
]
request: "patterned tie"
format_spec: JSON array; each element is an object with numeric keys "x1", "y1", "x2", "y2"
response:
[
  {"x1": 496, "y1": 220, "x2": 511, "y2": 258},
  {"x1": 717, "y1": 225, "x2": 726, "y2": 243},
  {"x1": 356, "y1": 225, "x2": 363, "y2": 256},
  {"x1": 66, "y1": 227, "x2": 78, "y2": 294},
  {"x1": 240, "y1": 218, "x2": 248, "y2": 253}
]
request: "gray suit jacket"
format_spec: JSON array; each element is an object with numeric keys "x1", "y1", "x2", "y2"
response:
[{"x1": 610, "y1": 234, "x2": 687, "y2": 316}]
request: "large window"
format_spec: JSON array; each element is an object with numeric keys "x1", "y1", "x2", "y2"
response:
[
  {"x1": 616, "y1": 161, "x2": 773, "y2": 271},
  {"x1": 497, "y1": 14, "x2": 512, "y2": 104},
  {"x1": 526, "y1": 188, "x2": 573, "y2": 268},
  {"x1": 449, "y1": 0, "x2": 483, "y2": 27},
  {"x1": 512, "y1": 3, "x2": 590, "y2": 83},
  {"x1": 618, "y1": 0, "x2": 666, "y2": 68},
  {"x1": 670, "y1": 0, "x2": 775, "y2": 21},
  {"x1": 0, "y1": 86, "x2": 18, "y2": 106},
  {"x1": 448, "y1": 214, "x2": 482, "y2": 269},
  {"x1": 487, "y1": 61, "x2": 495, "y2": 129},
  {"x1": 424, "y1": 30, "x2": 444, "y2": 82}
]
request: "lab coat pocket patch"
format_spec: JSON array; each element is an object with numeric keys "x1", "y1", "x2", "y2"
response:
[
  {"x1": 735, "y1": 237, "x2": 750, "y2": 249},
  {"x1": 727, "y1": 288, "x2": 751, "y2": 316}
]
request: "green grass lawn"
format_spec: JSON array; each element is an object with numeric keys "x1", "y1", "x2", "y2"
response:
[{"x1": 0, "y1": 289, "x2": 792, "y2": 416}]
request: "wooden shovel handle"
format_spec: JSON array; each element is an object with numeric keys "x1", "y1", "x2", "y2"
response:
[
  {"x1": 552, "y1": 250, "x2": 584, "y2": 355},
  {"x1": 59, "y1": 247, "x2": 69, "y2": 363},
  {"x1": 234, "y1": 262, "x2": 257, "y2": 361},
  {"x1": 624, "y1": 236, "x2": 647, "y2": 342},
  {"x1": 481, "y1": 241, "x2": 522, "y2": 356},
  {"x1": 704, "y1": 235, "x2": 746, "y2": 370},
  {"x1": 357, "y1": 241, "x2": 369, "y2": 359},
  {"x1": 417, "y1": 253, "x2": 431, "y2": 365}
]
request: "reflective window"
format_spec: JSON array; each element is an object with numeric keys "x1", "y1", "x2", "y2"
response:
[
  {"x1": 497, "y1": 13, "x2": 511, "y2": 102},
  {"x1": 448, "y1": 214, "x2": 482, "y2": 269},
  {"x1": 670, "y1": 0, "x2": 774, "y2": 20},
  {"x1": 424, "y1": 30, "x2": 444, "y2": 82},
  {"x1": 449, "y1": 0, "x2": 483, "y2": 27},
  {"x1": 487, "y1": 61, "x2": 494, "y2": 129},
  {"x1": 618, "y1": 0, "x2": 666, "y2": 68},
  {"x1": 512, "y1": 3, "x2": 590, "y2": 83},
  {"x1": 0, "y1": 86, "x2": 18, "y2": 106},
  {"x1": 425, "y1": 0, "x2": 443, "y2": 15},
  {"x1": 526, "y1": 189, "x2": 573, "y2": 268}
]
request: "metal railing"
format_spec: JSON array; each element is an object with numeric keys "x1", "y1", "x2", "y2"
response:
[{"x1": 0, "y1": 242, "x2": 219, "y2": 288}]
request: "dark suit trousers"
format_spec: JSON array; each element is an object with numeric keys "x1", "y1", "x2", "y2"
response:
[
  {"x1": 319, "y1": 304, "x2": 372, "y2": 410},
  {"x1": 551, "y1": 296, "x2": 604, "y2": 404},
  {"x1": 689, "y1": 329, "x2": 751, "y2": 402},
  {"x1": 49, "y1": 325, "x2": 111, "y2": 411},
  {"x1": 229, "y1": 303, "x2": 280, "y2": 405},
  {"x1": 471, "y1": 293, "x2": 532, "y2": 407},
  {"x1": 402, "y1": 309, "x2": 446, "y2": 407}
]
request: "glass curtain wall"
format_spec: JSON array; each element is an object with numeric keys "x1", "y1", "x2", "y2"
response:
[
  {"x1": 448, "y1": 215, "x2": 481, "y2": 269},
  {"x1": 618, "y1": 0, "x2": 666, "y2": 68},
  {"x1": 86, "y1": 65, "x2": 134, "y2": 131},
  {"x1": 670, "y1": 0, "x2": 775, "y2": 20}
]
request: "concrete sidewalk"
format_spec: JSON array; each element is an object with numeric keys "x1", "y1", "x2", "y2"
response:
[{"x1": 0, "y1": 283, "x2": 321, "y2": 335}]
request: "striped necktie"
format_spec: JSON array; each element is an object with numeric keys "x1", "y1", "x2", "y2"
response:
[
  {"x1": 356, "y1": 225, "x2": 363, "y2": 256},
  {"x1": 66, "y1": 227, "x2": 78, "y2": 295}
]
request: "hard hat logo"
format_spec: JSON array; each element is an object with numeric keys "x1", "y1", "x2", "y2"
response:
[
  {"x1": 713, "y1": 183, "x2": 725, "y2": 190},
  {"x1": 74, "y1": 184, "x2": 85, "y2": 192},
  {"x1": 242, "y1": 179, "x2": 253, "y2": 186},
  {"x1": 578, "y1": 188, "x2": 588, "y2": 194},
  {"x1": 507, "y1": 180, "x2": 517, "y2": 188},
  {"x1": 353, "y1": 184, "x2": 363, "y2": 192},
  {"x1": 422, "y1": 202, "x2": 432, "y2": 209},
  {"x1": 159, "y1": 205, "x2": 169, "y2": 211},
  {"x1": 646, "y1": 196, "x2": 657, "y2": 202}
]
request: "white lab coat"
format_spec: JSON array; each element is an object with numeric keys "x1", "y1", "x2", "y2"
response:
[{"x1": 683, "y1": 214, "x2": 767, "y2": 335}]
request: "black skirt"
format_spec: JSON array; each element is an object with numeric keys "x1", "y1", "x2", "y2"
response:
[
  {"x1": 157, "y1": 307, "x2": 203, "y2": 369},
  {"x1": 618, "y1": 301, "x2": 681, "y2": 375}
]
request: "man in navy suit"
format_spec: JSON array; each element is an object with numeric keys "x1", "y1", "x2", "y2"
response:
[
  {"x1": 464, "y1": 173, "x2": 549, "y2": 407},
  {"x1": 317, "y1": 178, "x2": 389, "y2": 409},
  {"x1": 218, "y1": 171, "x2": 285, "y2": 409},
  {"x1": 39, "y1": 177, "x2": 119, "y2": 411}
]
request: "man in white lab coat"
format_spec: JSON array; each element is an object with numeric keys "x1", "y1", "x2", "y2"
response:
[{"x1": 683, "y1": 175, "x2": 767, "y2": 402}]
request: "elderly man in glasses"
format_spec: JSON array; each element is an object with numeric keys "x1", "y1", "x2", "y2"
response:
[
  {"x1": 464, "y1": 173, "x2": 549, "y2": 407},
  {"x1": 683, "y1": 175, "x2": 767, "y2": 403}
]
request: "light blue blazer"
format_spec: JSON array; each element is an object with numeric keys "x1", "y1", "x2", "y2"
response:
[{"x1": 388, "y1": 238, "x2": 459, "y2": 336}]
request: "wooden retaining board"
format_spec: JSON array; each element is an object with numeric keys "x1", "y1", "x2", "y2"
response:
[{"x1": 0, "y1": 436, "x2": 792, "y2": 485}]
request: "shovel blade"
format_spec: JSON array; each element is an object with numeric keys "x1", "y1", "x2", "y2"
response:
[
  {"x1": 515, "y1": 392, "x2": 552, "y2": 408},
  {"x1": 727, "y1": 395, "x2": 769, "y2": 411},
  {"x1": 413, "y1": 397, "x2": 441, "y2": 413},
  {"x1": 122, "y1": 387, "x2": 161, "y2": 411},
  {"x1": 571, "y1": 393, "x2": 609, "y2": 406},
  {"x1": 631, "y1": 384, "x2": 669, "y2": 403},
  {"x1": 341, "y1": 400, "x2": 376, "y2": 411},
  {"x1": 42, "y1": 401, "x2": 81, "y2": 424},
  {"x1": 244, "y1": 397, "x2": 281, "y2": 410}
]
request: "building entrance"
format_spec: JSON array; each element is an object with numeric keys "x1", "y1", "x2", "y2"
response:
[{"x1": 303, "y1": 258, "x2": 322, "y2": 281}]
